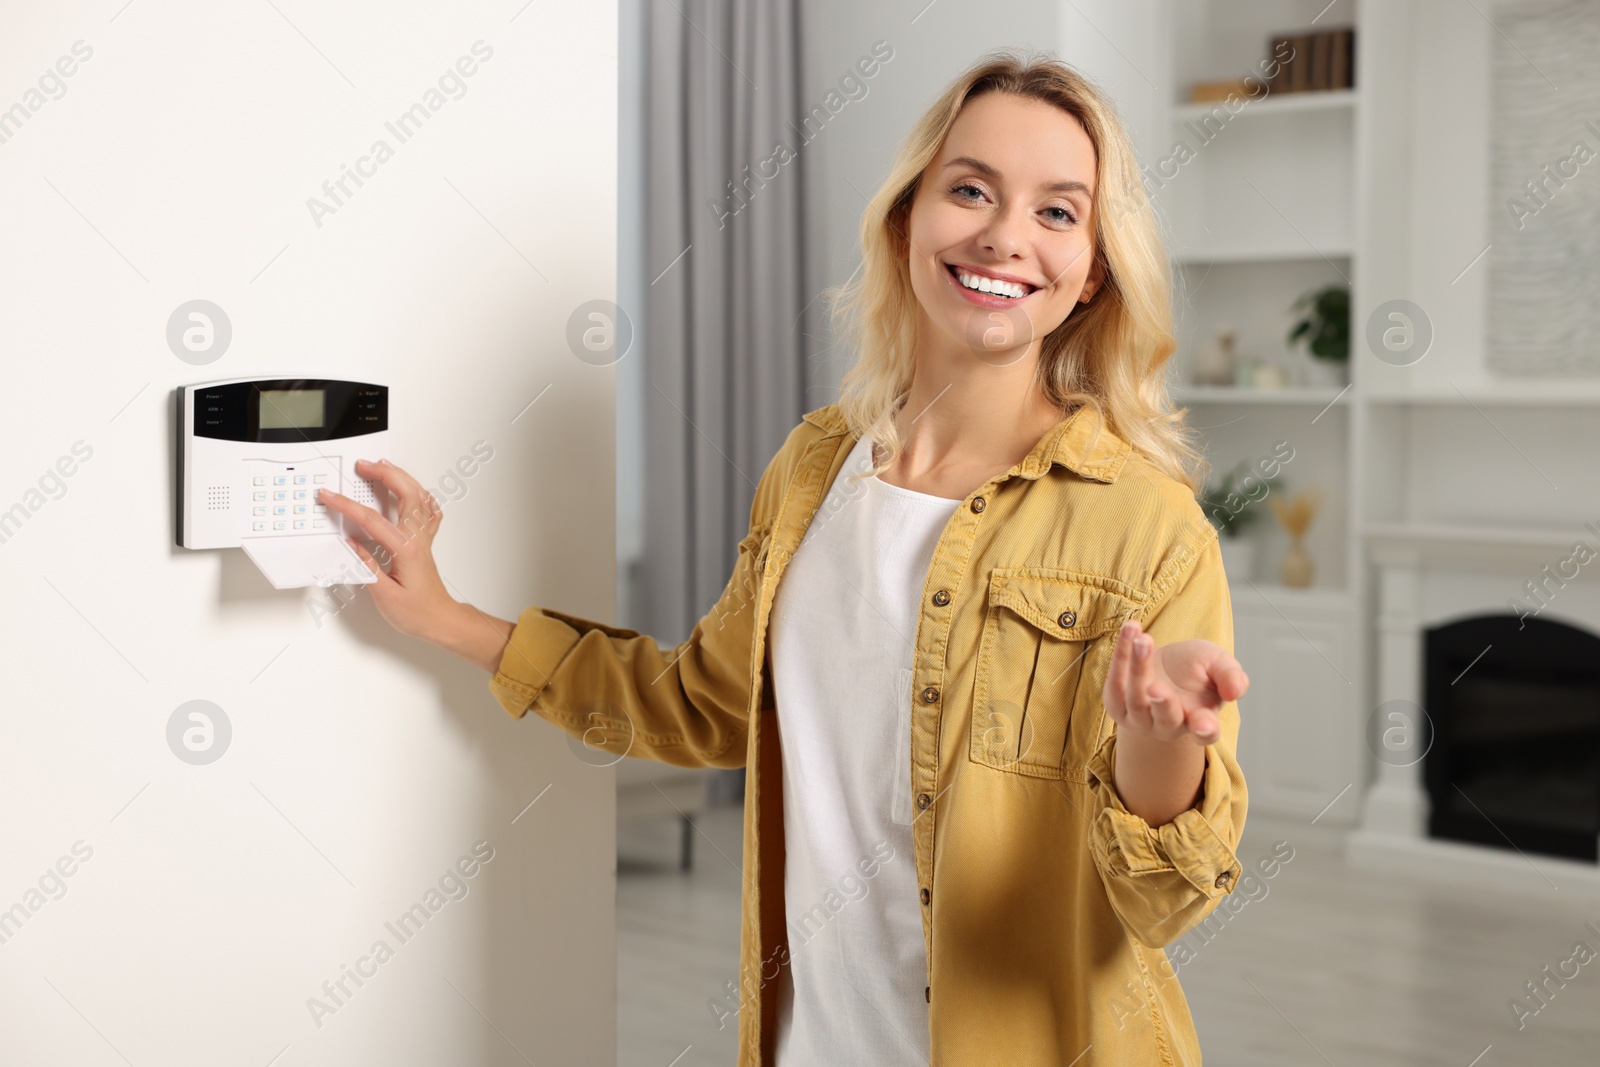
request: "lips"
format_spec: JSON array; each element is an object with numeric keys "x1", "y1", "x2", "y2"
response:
[
  {"x1": 944, "y1": 263, "x2": 1040, "y2": 307},
  {"x1": 945, "y1": 262, "x2": 1038, "y2": 298}
]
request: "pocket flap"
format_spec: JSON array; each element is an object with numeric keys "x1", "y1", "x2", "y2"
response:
[{"x1": 988, "y1": 568, "x2": 1139, "y2": 641}]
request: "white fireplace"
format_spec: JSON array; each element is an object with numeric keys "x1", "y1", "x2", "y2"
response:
[{"x1": 1349, "y1": 523, "x2": 1600, "y2": 895}]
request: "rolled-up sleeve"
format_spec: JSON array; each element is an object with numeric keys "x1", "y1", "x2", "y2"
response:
[
  {"x1": 1083, "y1": 525, "x2": 1247, "y2": 949},
  {"x1": 486, "y1": 430, "x2": 797, "y2": 769}
]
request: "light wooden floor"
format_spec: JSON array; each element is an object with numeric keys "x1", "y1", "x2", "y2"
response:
[{"x1": 618, "y1": 805, "x2": 1600, "y2": 1066}]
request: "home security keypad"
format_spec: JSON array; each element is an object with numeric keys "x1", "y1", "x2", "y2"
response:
[
  {"x1": 177, "y1": 378, "x2": 390, "y2": 588},
  {"x1": 243, "y1": 459, "x2": 341, "y2": 534}
]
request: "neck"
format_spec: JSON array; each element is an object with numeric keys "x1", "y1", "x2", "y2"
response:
[{"x1": 885, "y1": 348, "x2": 1070, "y2": 480}]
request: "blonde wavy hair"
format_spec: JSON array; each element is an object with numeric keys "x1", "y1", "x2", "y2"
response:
[{"x1": 828, "y1": 49, "x2": 1208, "y2": 496}]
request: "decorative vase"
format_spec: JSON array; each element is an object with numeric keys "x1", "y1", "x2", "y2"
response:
[
  {"x1": 1252, "y1": 364, "x2": 1286, "y2": 390},
  {"x1": 1303, "y1": 357, "x2": 1349, "y2": 388},
  {"x1": 1218, "y1": 535, "x2": 1255, "y2": 582},
  {"x1": 1193, "y1": 327, "x2": 1237, "y2": 387},
  {"x1": 1280, "y1": 532, "x2": 1313, "y2": 587}
]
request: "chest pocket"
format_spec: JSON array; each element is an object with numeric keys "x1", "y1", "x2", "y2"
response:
[{"x1": 970, "y1": 568, "x2": 1139, "y2": 780}]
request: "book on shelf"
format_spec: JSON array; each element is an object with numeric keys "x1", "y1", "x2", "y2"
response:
[
  {"x1": 1330, "y1": 28, "x2": 1354, "y2": 89},
  {"x1": 1264, "y1": 27, "x2": 1355, "y2": 95},
  {"x1": 1290, "y1": 33, "x2": 1311, "y2": 92},
  {"x1": 1188, "y1": 78, "x2": 1254, "y2": 103},
  {"x1": 1311, "y1": 32, "x2": 1334, "y2": 90}
]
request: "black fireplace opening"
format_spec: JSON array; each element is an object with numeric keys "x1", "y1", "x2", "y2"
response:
[{"x1": 1424, "y1": 613, "x2": 1600, "y2": 863}]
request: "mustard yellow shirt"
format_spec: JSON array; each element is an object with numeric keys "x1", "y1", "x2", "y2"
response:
[{"x1": 488, "y1": 400, "x2": 1247, "y2": 1066}]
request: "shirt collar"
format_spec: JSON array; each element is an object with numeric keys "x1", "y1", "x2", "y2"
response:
[{"x1": 800, "y1": 400, "x2": 1131, "y2": 484}]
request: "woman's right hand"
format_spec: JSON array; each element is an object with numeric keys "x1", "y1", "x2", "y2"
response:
[{"x1": 316, "y1": 458, "x2": 458, "y2": 642}]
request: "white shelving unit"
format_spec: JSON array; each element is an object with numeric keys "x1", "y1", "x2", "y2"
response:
[
  {"x1": 1135, "y1": 0, "x2": 1600, "y2": 869},
  {"x1": 1154, "y1": 0, "x2": 1600, "y2": 838},
  {"x1": 1152, "y1": 0, "x2": 1371, "y2": 823}
]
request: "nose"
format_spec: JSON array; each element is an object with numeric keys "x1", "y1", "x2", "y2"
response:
[{"x1": 979, "y1": 201, "x2": 1029, "y2": 260}]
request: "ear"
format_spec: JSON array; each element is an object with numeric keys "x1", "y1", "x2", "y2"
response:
[{"x1": 1080, "y1": 254, "x2": 1106, "y2": 303}]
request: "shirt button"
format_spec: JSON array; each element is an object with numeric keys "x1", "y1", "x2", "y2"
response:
[
  {"x1": 1058, "y1": 609, "x2": 1077, "y2": 627},
  {"x1": 917, "y1": 793, "x2": 932, "y2": 810},
  {"x1": 1214, "y1": 871, "x2": 1232, "y2": 888},
  {"x1": 925, "y1": 985, "x2": 931, "y2": 1003},
  {"x1": 932, "y1": 589, "x2": 951, "y2": 607},
  {"x1": 921, "y1": 686, "x2": 939, "y2": 704},
  {"x1": 970, "y1": 496, "x2": 986, "y2": 513},
  {"x1": 920, "y1": 887, "x2": 931, "y2": 905}
]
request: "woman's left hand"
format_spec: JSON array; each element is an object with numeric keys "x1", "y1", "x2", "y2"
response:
[{"x1": 1103, "y1": 619, "x2": 1249, "y2": 746}]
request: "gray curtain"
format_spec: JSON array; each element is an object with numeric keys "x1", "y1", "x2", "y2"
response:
[{"x1": 635, "y1": 0, "x2": 809, "y2": 644}]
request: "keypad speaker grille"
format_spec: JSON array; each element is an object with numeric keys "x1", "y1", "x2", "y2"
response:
[{"x1": 206, "y1": 485, "x2": 231, "y2": 511}]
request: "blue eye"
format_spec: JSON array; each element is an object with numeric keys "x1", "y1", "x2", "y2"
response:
[{"x1": 950, "y1": 183, "x2": 1078, "y2": 226}]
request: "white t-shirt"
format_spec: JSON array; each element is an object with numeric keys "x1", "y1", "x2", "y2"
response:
[{"x1": 768, "y1": 431, "x2": 962, "y2": 1066}]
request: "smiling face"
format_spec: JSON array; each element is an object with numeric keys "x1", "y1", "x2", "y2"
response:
[{"x1": 902, "y1": 91, "x2": 1104, "y2": 366}]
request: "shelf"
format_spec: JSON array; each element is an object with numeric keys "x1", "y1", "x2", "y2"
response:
[
  {"x1": 1173, "y1": 385, "x2": 1600, "y2": 407},
  {"x1": 1173, "y1": 385, "x2": 1352, "y2": 406},
  {"x1": 1363, "y1": 522, "x2": 1595, "y2": 571},
  {"x1": 1172, "y1": 88, "x2": 1358, "y2": 124},
  {"x1": 1171, "y1": 246, "x2": 1354, "y2": 265},
  {"x1": 1367, "y1": 386, "x2": 1600, "y2": 407}
]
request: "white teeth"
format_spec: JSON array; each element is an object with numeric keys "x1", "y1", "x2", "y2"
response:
[{"x1": 955, "y1": 269, "x2": 1029, "y2": 299}]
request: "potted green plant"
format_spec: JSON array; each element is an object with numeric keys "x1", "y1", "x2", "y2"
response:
[
  {"x1": 1287, "y1": 284, "x2": 1350, "y2": 387},
  {"x1": 1200, "y1": 460, "x2": 1284, "y2": 580}
]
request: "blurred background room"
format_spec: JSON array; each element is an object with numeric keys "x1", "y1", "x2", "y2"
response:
[
  {"x1": 3, "y1": 1, "x2": 1597, "y2": 1065},
  {"x1": 613, "y1": 2, "x2": 1600, "y2": 1065}
]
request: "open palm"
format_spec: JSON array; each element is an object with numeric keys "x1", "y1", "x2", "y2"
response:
[{"x1": 1102, "y1": 620, "x2": 1249, "y2": 746}]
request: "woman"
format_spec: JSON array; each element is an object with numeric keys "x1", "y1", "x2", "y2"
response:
[{"x1": 320, "y1": 51, "x2": 1250, "y2": 1067}]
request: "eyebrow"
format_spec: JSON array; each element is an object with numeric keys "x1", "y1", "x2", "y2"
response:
[{"x1": 943, "y1": 156, "x2": 1092, "y2": 201}]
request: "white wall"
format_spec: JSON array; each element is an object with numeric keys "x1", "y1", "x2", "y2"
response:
[
  {"x1": 616, "y1": 0, "x2": 648, "y2": 623},
  {"x1": 0, "y1": 2, "x2": 619, "y2": 1064},
  {"x1": 1373, "y1": 0, "x2": 1600, "y2": 527}
]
